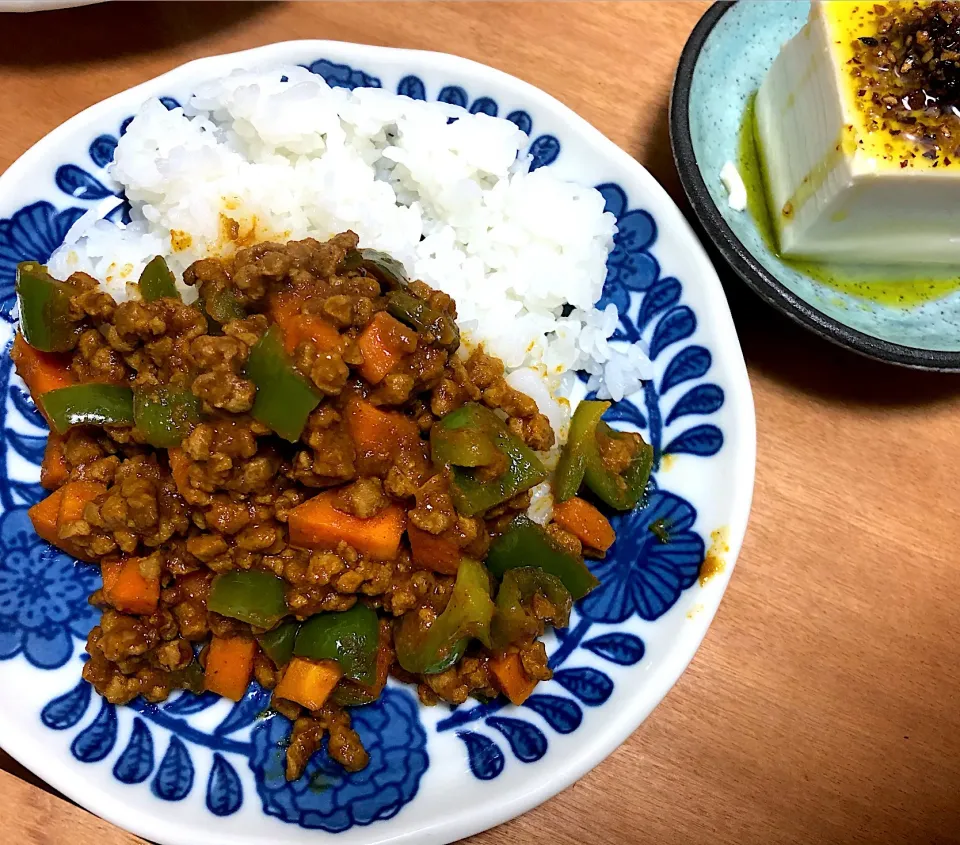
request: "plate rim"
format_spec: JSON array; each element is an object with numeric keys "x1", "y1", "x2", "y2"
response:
[
  {"x1": 0, "y1": 37, "x2": 758, "y2": 845},
  {"x1": 669, "y1": 0, "x2": 960, "y2": 372}
]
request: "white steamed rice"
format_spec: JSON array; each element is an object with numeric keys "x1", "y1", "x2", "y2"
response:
[{"x1": 49, "y1": 65, "x2": 653, "y2": 419}]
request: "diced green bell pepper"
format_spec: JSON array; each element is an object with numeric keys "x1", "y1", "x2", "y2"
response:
[
  {"x1": 208, "y1": 570, "x2": 289, "y2": 629},
  {"x1": 340, "y1": 248, "x2": 409, "y2": 289},
  {"x1": 386, "y1": 290, "x2": 459, "y2": 349},
  {"x1": 139, "y1": 256, "x2": 181, "y2": 302},
  {"x1": 332, "y1": 621, "x2": 388, "y2": 707},
  {"x1": 257, "y1": 620, "x2": 300, "y2": 668},
  {"x1": 486, "y1": 515, "x2": 599, "y2": 600},
  {"x1": 16, "y1": 262, "x2": 78, "y2": 353},
  {"x1": 554, "y1": 400, "x2": 608, "y2": 503},
  {"x1": 133, "y1": 385, "x2": 201, "y2": 448},
  {"x1": 175, "y1": 659, "x2": 206, "y2": 695},
  {"x1": 245, "y1": 325, "x2": 322, "y2": 442},
  {"x1": 205, "y1": 288, "x2": 245, "y2": 324},
  {"x1": 584, "y1": 422, "x2": 653, "y2": 511},
  {"x1": 395, "y1": 557, "x2": 494, "y2": 675},
  {"x1": 430, "y1": 426, "x2": 499, "y2": 468},
  {"x1": 40, "y1": 384, "x2": 135, "y2": 435},
  {"x1": 491, "y1": 566, "x2": 572, "y2": 649},
  {"x1": 294, "y1": 603, "x2": 380, "y2": 685},
  {"x1": 554, "y1": 400, "x2": 653, "y2": 511},
  {"x1": 434, "y1": 403, "x2": 547, "y2": 517},
  {"x1": 332, "y1": 682, "x2": 378, "y2": 707}
]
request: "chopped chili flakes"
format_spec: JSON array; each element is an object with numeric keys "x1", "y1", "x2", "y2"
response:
[{"x1": 849, "y1": 1, "x2": 960, "y2": 165}]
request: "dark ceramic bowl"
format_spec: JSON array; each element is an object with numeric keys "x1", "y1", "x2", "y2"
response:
[{"x1": 670, "y1": 0, "x2": 960, "y2": 370}]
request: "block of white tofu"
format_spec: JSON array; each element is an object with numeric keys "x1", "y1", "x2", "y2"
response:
[{"x1": 755, "y1": 0, "x2": 960, "y2": 265}]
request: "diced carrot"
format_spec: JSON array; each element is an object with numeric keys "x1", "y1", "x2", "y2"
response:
[
  {"x1": 286, "y1": 315, "x2": 342, "y2": 355},
  {"x1": 552, "y1": 496, "x2": 616, "y2": 552},
  {"x1": 289, "y1": 491, "x2": 406, "y2": 559},
  {"x1": 345, "y1": 398, "x2": 419, "y2": 464},
  {"x1": 101, "y1": 556, "x2": 160, "y2": 614},
  {"x1": 268, "y1": 288, "x2": 305, "y2": 326},
  {"x1": 40, "y1": 434, "x2": 69, "y2": 490},
  {"x1": 28, "y1": 489, "x2": 64, "y2": 547},
  {"x1": 56, "y1": 480, "x2": 107, "y2": 527},
  {"x1": 28, "y1": 487, "x2": 95, "y2": 562},
  {"x1": 270, "y1": 290, "x2": 342, "y2": 355},
  {"x1": 365, "y1": 622, "x2": 393, "y2": 698},
  {"x1": 356, "y1": 311, "x2": 415, "y2": 384},
  {"x1": 204, "y1": 636, "x2": 258, "y2": 702},
  {"x1": 37, "y1": 480, "x2": 107, "y2": 562},
  {"x1": 489, "y1": 651, "x2": 538, "y2": 706},
  {"x1": 275, "y1": 657, "x2": 342, "y2": 710},
  {"x1": 168, "y1": 448, "x2": 191, "y2": 498},
  {"x1": 408, "y1": 524, "x2": 461, "y2": 574},
  {"x1": 11, "y1": 333, "x2": 75, "y2": 419}
]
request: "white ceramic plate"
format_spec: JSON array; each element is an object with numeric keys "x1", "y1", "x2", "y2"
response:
[
  {"x1": 0, "y1": 1, "x2": 104, "y2": 12},
  {"x1": 0, "y1": 41, "x2": 755, "y2": 845}
]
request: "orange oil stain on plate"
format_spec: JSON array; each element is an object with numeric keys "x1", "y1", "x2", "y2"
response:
[{"x1": 699, "y1": 526, "x2": 729, "y2": 587}]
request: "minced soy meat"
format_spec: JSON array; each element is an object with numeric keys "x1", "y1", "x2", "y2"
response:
[{"x1": 16, "y1": 232, "x2": 626, "y2": 782}]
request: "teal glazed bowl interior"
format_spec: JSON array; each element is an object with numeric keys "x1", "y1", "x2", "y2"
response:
[{"x1": 671, "y1": 0, "x2": 960, "y2": 370}]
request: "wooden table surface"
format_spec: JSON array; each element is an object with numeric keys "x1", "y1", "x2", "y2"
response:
[{"x1": 3, "y1": 2, "x2": 960, "y2": 843}]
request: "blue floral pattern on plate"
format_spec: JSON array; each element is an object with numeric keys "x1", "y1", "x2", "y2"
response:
[
  {"x1": 0, "y1": 508, "x2": 100, "y2": 669},
  {"x1": 0, "y1": 58, "x2": 727, "y2": 835},
  {"x1": 0, "y1": 203, "x2": 85, "y2": 316},
  {"x1": 250, "y1": 689, "x2": 428, "y2": 831}
]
